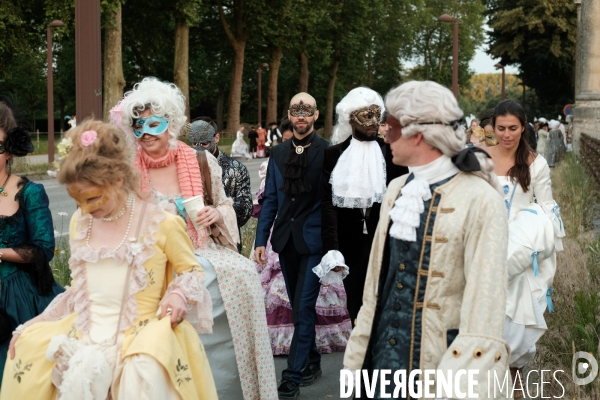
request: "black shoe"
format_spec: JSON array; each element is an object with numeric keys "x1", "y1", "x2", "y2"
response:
[
  {"x1": 300, "y1": 363, "x2": 323, "y2": 386},
  {"x1": 278, "y1": 379, "x2": 300, "y2": 399}
]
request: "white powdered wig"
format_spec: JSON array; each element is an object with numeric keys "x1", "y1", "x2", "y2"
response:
[
  {"x1": 118, "y1": 77, "x2": 187, "y2": 150},
  {"x1": 331, "y1": 87, "x2": 385, "y2": 145},
  {"x1": 385, "y1": 80, "x2": 502, "y2": 193},
  {"x1": 548, "y1": 119, "x2": 560, "y2": 130}
]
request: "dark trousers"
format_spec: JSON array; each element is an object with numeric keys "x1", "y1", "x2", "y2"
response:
[
  {"x1": 278, "y1": 237, "x2": 322, "y2": 384},
  {"x1": 341, "y1": 234, "x2": 372, "y2": 326}
]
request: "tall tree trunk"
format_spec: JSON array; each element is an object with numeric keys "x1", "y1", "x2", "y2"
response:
[
  {"x1": 298, "y1": 52, "x2": 309, "y2": 92},
  {"x1": 217, "y1": 0, "x2": 248, "y2": 135},
  {"x1": 267, "y1": 46, "x2": 283, "y2": 124},
  {"x1": 217, "y1": 89, "x2": 225, "y2": 132},
  {"x1": 324, "y1": 59, "x2": 340, "y2": 136},
  {"x1": 174, "y1": 21, "x2": 190, "y2": 121},
  {"x1": 102, "y1": 1, "x2": 125, "y2": 122},
  {"x1": 227, "y1": 41, "x2": 246, "y2": 135}
]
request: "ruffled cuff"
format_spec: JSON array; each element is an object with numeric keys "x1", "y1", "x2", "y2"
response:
[
  {"x1": 312, "y1": 250, "x2": 349, "y2": 285},
  {"x1": 41, "y1": 288, "x2": 74, "y2": 321},
  {"x1": 437, "y1": 333, "x2": 510, "y2": 399},
  {"x1": 163, "y1": 270, "x2": 213, "y2": 334}
]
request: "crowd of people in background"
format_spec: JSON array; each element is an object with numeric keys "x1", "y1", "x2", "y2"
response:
[
  {"x1": 467, "y1": 111, "x2": 570, "y2": 168},
  {"x1": 0, "y1": 77, "x2": 567, "y2": 400}
]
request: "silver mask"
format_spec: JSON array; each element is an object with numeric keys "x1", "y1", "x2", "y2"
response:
[{"x1": 188, "y1": 120, "x2": 216, "y2": 153}]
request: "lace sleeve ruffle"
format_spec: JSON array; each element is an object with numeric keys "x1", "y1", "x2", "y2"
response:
[
  {"x1": 41, "y1": 288, "x2": 74, "y2": 321},
  {"x1": 13, "y1": 244, "x2": 57, "y2": 295},
  {"x1": 163, "y1": 270, "x2": 213, "y2": 334}
]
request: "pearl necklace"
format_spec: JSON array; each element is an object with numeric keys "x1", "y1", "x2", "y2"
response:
[
  {"x1": 101, "y1": 193, "x2": 134, "y2": 222},
  {"x1": 86, "y1": 196, "x2": 136, "y2": 251}
]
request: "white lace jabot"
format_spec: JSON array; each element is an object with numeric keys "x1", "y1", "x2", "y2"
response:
[
  {"x1": 330, "y1": 138, "x2": 386, "y2": 208},
  {"x1": 389, "y1": 155, "x2": 459, "y2": 242}
]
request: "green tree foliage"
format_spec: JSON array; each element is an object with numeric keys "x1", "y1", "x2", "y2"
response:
[
  {"x1": 407, "y1": 0, "x2": 485, "y2": 90},
  {"x1": 486, "y1": 0, "x2": 577, "y2": 115},
  {"x1": 1, "y1": 0, "x2": 498, "y2": 133}
]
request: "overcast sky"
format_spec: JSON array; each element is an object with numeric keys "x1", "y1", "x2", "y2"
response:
[{"x1": 470, "y1": 45, "x2": 519, "y2": 74}]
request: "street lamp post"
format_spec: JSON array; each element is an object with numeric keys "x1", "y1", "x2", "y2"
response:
[
  {"x1": 438, "y1": 14, "x2": 459, "y2": 99},
  {"x1": 46, "y1": 19, "x2": 64, "y2": 163},
  {"x1": 75, "y1": 0, "x2": 102, "y2": 123},
  {"x1": 257, "y1": 63, "x2": 269, "y2": 127},
  {"x1": 495, "y1": 63, "x2": 506, "y2": 100}
]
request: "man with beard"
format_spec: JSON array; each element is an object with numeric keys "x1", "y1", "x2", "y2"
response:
[
  {"x1": 189, "y1": 117, "x2": 252, "y2": 252},
  {"x1": 254, "y1": 92, "x2": 330, "y2": 399},
  {"x1": 321, "y1": 87, "x2": 408, "y2": 327}
]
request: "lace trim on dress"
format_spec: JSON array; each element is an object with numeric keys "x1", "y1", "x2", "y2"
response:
[
  {"x1": 389, "y1": 178, "x2": 432, "y2": 242},
  {"x1": 41, "y1": 287, "x2": 75, "y2": 321},
  {"x1": 163, "y1": 269, "x2": 213, "y2": 334},
  {"x1": 68, "y1": 202, "x2": 168, "y2": 334}
]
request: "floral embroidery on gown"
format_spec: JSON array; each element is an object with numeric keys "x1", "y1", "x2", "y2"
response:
[
  {"x1": 145, "y1": 150, "x2": 278, "y2": 400},
  {"x1": 253, "y1": 160, "x2": 352, "y2": 355},
  {"x1": 0, "y1": 203, "x2": 218, "y2": 400}
]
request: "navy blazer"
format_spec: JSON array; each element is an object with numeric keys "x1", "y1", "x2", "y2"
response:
[{"x1": 255, "y1": 134, "x2": 330, "y2": 255}]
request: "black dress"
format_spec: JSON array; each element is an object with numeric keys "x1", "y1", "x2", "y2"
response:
[{"x1": 248, "y1": 130, "x2": 258, "y2": 152}]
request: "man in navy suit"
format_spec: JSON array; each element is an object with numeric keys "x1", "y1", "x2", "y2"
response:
[{"x1": 255, "y1": 92, "x2": 329, "y2": 399}]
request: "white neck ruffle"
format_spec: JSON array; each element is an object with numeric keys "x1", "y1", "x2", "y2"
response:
[
  {"x1": 330, "y1": 138, "x2": 387, "y2": 208},
  {"x1": 389, "y1": 155, "x2": 459, "y2": 242}
]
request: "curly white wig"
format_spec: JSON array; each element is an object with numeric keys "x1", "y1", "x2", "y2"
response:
[
  {"x1": 386, "y1": 80, "x2": 502, "y2": 192},
  {"x1": 116, "y1": 77, "x2": 187, "y2": 150},
  {"x1": 331, "y1": 87, "x2": 385, "y2": 144}
]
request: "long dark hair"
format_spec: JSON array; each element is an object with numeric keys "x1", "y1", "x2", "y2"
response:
[
  {"x1": 492, "y1": 100, "x2": 533, "y2": 192},
  {"x1": 196, "y1": 150, "x2": 214, "y2": 206}
]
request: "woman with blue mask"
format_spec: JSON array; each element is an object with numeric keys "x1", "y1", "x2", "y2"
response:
[{"x1": 111, "y1": 77, "x2": 278, "y2": 400}]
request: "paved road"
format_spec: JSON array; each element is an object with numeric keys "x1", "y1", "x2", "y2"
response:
[
  {"x1": 273, "y1": 353, "x2": 345, "y2": 399},
  {"x1": 32, "y1": 155, "x2": 347, "y2": 399},
  {"x1": 33, "y1": 156, "x2": 267, "y2": 225},
  {"x1": 36, "y1": 179, "x2": 77, "y2": 235}
]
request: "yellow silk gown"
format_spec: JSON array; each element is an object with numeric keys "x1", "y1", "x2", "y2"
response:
[{"x1": 1, "y1": 204, "x2": 217, "y2": 400}]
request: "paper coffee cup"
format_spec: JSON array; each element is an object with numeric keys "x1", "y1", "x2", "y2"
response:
[{"x1": 182, "y1": 195, "x2": 205, "y2": 231}]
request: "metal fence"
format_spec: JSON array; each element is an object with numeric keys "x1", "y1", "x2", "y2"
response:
[{"x1": 580, "y1": 133, "x2": 600, "y2": 186}]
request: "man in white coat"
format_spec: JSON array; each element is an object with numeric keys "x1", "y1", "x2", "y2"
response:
[{"x1": 344, "y1": 81, "x2": 512, "y2": 399}]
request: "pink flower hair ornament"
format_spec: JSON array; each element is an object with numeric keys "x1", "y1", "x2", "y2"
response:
[{"x1": 80, "y1": 130, "x2": 98, "y2": 146}]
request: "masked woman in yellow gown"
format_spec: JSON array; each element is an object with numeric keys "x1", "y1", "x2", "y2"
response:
[{"x1": 1, "y1": 120, "x2": 217, "y2": 400}]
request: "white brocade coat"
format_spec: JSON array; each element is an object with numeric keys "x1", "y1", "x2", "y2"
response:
[{"x1": 344, "y1": 172, "x2": 512, "y2": 399}]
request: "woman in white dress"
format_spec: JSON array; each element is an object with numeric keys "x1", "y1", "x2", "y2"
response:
[
  {"x1": 231, "y1": 126, "x2": 252, "y2": 160},
  {"x1": 486, "y1": 100, "x2": 564, "y2": 398}
]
